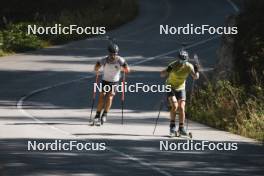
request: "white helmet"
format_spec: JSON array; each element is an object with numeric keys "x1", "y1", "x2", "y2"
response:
[{"x1": 178, "y1": 49, "x2": 189, "y2": 61}]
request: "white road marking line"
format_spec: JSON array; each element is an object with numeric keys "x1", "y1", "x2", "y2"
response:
[
  {"x1": 108, "y1": 148, "x2": 172, "y2": 176},
  {"x1": 16, "y1": 35, "x2": 218, "y2": 176},
  {"x1": 85, "y1": 0, "x2": 171, "y2": 42},
  {"x1": 15, "y1": 0, "x2": 238, "y2": 172},
  {"x1": 16, "y1": 85, "x2": 173, "y2": 176},
  {"x1": 226, "y1": 0, "x2": 240, "y2": 12},
  {"x1": 118, "y1": 0, "x2": 171, "y2": 38},
  {"x1": 18, "y1": 99, "x2": 174, "y2": 175},
  {"x1": 131, "y1": 35, "x2": 220, "y2": 66},
  {"x1": 17, "y1": 75, "x2": 95, "y2": 135}
]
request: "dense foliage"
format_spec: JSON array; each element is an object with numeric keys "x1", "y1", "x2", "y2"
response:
[
  {"x1": 188, "y1": 81, "x2": 264, "y2": 141},
  {"x1": 0, "y1": 0, "x2": 138, "y2": 55},
  {"x1": 233, "y1": 0, "x2": 264, "y2": 88},
  {"x1": 187, "y1": 0, "x2": 264, "y2": 141}
]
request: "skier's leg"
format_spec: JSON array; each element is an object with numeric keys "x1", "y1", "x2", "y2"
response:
[
  {"x1": 176, "y1": 90, "x2": 187, "y2": 135},
  {"x1": 178, "y1": 100, "x2": 188, "y2": 135},
  {"x1": 96, "y1": 92, "x2": 105, "y2": 113},
  {"x1": 168, "y1": 96, "x2": 178, "y2": 121},
  {"x1": 168, "y1": 96, "x2": 178, "y2": 135},
  {"x1": 100, "y1": 91, "x2": 115, "y2": 124},
  {"x1": 93, "y1": 92, "x2": 105, "y2": 125},
  {"x1": 105, "y1": 91, "x2": 115, "y2": 112},
  {"x1": 178, "y1": 100, "x2": 186, "y2": 127}
]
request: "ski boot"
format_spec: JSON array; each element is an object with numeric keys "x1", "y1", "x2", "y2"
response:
[
  {"x1": 169, "y1": 124, "x2": 176, "y2": 137},
  {"x1": 92, "y1": 113, "x2": 101, "y2": 126},
  {"x1": 179, "y1": 127, "x2": 187, "y2": 136},
  {"x1": 176, "y1": 127, "x2": 192, "y2": 138},
  {"x1": 100, "y1": 112, "x2": 107, "y2": 125}
]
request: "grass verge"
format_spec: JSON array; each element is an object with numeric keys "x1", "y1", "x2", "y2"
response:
[
  {"x1": 187, "y1": 80, "x2": 264, "y2": 142},
  {"x1": 187, "y1": 0, "x2": 264, "y2": 142},
  {"x1": 0, "y1": 0, "x2": 138, "y2": 56}
]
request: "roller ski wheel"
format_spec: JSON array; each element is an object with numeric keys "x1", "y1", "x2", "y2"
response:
[
  {"x1": 90, "y1": 121, "x2": 95, "y2": 126},
  {"x1": 89, "y1": 118, "x2": 95, "y2": 126},
  {"x1": 169, "y1": 126, "x2": 176, "y2": 138},
  {"x1": 169, "y1": 132, "x2": 176, "y2": 138},
  {"x1": 178, "y1": 127, "x2": 187, "y2": 136},
  {"x1": 175, "y1": 128, "x2": 193, "y2": 139},
  {"x1": 101, "y1": 115, "x2": 107, "y2": 125},
  {"x1": 175, "y1": 131, "x2": 193, "y2": 139},
  {"x1": 188, "y1": 132, "x2": 193, "y2": 139},
  {"x1": 175, "y1": 131, "x2": 180, "y2": 137},
  {"x1": 93, "y1": 118, "x2": 101, "y2": 126}
]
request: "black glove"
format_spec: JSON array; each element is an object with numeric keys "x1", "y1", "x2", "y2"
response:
[{"x1": 194, "y1": 64, "x2": 200, "y2": 73}]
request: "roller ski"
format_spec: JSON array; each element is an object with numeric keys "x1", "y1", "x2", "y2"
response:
[
  {"x1": 100, "y1": 111, "x2": 107, "y2": 125},
  {"x1": 175, "y1": 127, "x2": 193, "y2": 139},
  {"x1": 91, "y1": 113, "x2": 101, "y2": 126},
  {"x1": 169, "y1": 124, "x2": 176, "y2": 137}
]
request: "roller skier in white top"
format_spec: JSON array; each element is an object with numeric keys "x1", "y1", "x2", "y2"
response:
[{"x1": 93, "y1": 43, "x2": 130, "y2": 126}]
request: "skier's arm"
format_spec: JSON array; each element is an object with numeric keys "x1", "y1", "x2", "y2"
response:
[
  {"x1": 160, "y1": 69, "x2": 168, "y2": 77},
  {"x1": 161, "y1": 64, "x2": 173, "y2": 77},
  {"x1": 192, "y1": 72, "x2": 199, "y2": 80},
  {"x1": 94, "y1": 62, "x2": 101, "y2": 73},
  {"x1": 122, "y1": 64, "x2": 130, "y2": 73},
  {"x1": 120, "y1": 58, "x2": 130, "y2": 73},
  {"x1": 95, "y1": 57, "x2": 107, "y2": 73},
  {"x1": 191, "y1": 64, "x2": 199, "y2": 80}
]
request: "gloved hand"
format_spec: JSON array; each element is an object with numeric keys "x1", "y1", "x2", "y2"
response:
[
  {"x1": 194, "y1": 64, "x2": 200, "y2": 73},
  {"x1": 123, "y1": 67, "x2": 130, "y2": 73}
]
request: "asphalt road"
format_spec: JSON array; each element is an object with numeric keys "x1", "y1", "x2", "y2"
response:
[{"x1": 0, "y1": 0, "x2": 263, "y2": 176}]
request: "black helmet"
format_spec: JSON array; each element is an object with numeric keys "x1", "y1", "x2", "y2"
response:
[
  {"x1": 178, "y1": 49, "x2": 189, "y2": 61},
  {"x1": 108, "y1": 43, "x2": 119, "y2": 54}
]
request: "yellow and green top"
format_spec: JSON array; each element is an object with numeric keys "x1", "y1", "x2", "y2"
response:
[{"x1": 166, "y1": 61, "x2": 195, "y2": 90}]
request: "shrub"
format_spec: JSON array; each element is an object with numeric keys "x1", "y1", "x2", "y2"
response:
[
  {"x1": 187, "y1": 80, "x2": 264, "y2": 141},
  {"x1": 2, "y1": 23, "x2": 43, "y2": 52},
  {"x1": 0, "y1": 0, "x2": 138, "y2": 53}
]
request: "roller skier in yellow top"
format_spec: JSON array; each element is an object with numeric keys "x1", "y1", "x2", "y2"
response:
[{"x1": 161, "y1": 49, "x2": 200, "y2": 137}]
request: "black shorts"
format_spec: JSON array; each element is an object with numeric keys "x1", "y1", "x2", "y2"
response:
[
  {"x1": 101, "y1": 80, "x2": 119, "y2": 94},
  {"x1": 167, "y1": 89, "x2": 186, "y2": 101}
]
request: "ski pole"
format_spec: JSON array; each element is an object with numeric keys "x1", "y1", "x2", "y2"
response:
[
  {"x1": 153, "y1": 98, "x2": 164, "y2": 135},
  {"x1": 187, "y1": 79, "x2": 195, "y2": 132},
  {"x1": 186, "y1": 54, "x2": 199, "y2": 131},
  {"x1": 89, "y1": 72, "x2": 99, "y2": 122},
  {"x1": 121, "y1": 71, "x2": 126, "y2": 124}
]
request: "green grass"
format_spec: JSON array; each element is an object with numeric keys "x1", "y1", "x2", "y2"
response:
[
  {"x1": 0, "y1": 0, "x2": 138, "y2": 55},
  {"x1": 187, "y1": 0, "x2": 264, "y2": 142},
  {"x1": 187, "y1": 80, "x2": 264, "y2": 142},
  {"x1": 2, "y1": 23, "x2": 44, "y2": 52}
]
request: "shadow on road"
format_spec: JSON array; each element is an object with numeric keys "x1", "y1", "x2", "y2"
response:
[
  {"x1": 0, "y1": 69, "x2": 168, "y2": 111},
  {"x1": 0, "y1": 138, "x2": 263, "y2": 176}
]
